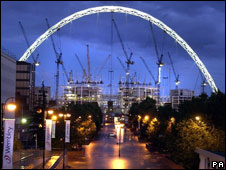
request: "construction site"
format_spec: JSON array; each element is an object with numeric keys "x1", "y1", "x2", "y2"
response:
[
  {"x1": 17, "y1": 15, "x2": 205, "y2": 122},
  {"x1": 51, "y1": 17, "x2": 197, "y2": 121}
]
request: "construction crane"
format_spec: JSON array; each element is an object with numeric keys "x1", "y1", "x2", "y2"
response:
[
  {"x1": 19, "y1": 21, "x2": 40, "y2": 111},
  {"x1": 112, "y1": 18, "x2": 134, "y2": 85},
  {"x1": 150, "y1": 23, "x2": 164, "y2": 84},
  {"x1": 117, "y1": 57, "x2": 127, "y2": 73},
  {"x1": 75, "y1": 53, "x2": 87, "y2": 82},
  {"x1": 61, "y1": 62, "x2": 70, "y2": 82},
  {"x1": 130, "y1": 72, "x2": 137, "y2": 85},
  {"x1": 45, "y1": 18, "x2": 69, "y2": 103},
  {"x1": 199, "y1": 69, "x2": 207, "y2": 94},
  {"x1": 19, "y1": 21, "x2": 40, "y2": 66},
  {"x1": 139, "y1": 56, "x2": 156, "y2": 85},
  {"x1": 95, "y1": 54, "x2": 111, "y2": 82},
  {"x1": 86, "y1": 44, "x2": 91, "y2": 83},
  {"x1": 167, "y1": 52, "x2": 180, "y2": 89},
  {"x1": 117, "y1": 57, "x2": 136, "y2": 84},
  {"x1": 150, "y1": 23, "x2": 165, "y2": 105}
]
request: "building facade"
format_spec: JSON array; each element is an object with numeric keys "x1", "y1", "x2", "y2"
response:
[
  {"x1": 16, "y1": 61, "x2": 34, "y2": 117},
  {"x1": 170, "y1": 89, "x2": 194, "y2": 110},
  {"x1": 34, "y1": 86, "x2": 51, "y2": 108},
  {"x1": 59, "y1": 83, "x2": 103, "y2": 107},
  {"x1": 1, "y1": 51, "x2": 17, "y2": 118},
  {"x1": 118, "y1": 85, "x2": 159, "y2": 114}
]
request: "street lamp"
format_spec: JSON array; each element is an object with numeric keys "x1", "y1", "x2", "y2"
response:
[
  {"x1": 51, "y1": 115, "x2": 58, "y2": 121},
  {"x1": 116, "y1": 123, "x2": 124, "y2": 158},
  {"x1": 119, "y1": 125, "x2": 121, "y2": 158},
  {"x1": 144, "y1": 115, "x2": 149, "y2": 121},
  {"x1": 47, "y1": 109, "x2": 54, "y2": 115},
  {"x1": 37, "y1": 108, "x2": 42, "y2": 114},
  {"x1": 1, "y1": 97, "x2": 17, "y2": 169},
  {"x1": 21, "y1": 118, "x2": 27, "y2": 124},
  {"x1": 58, "y1": 113, "x2": 71, "y2": 169},
  {"x1": 115, "y1": 124, "x2": 122, "y2": 157},
  {"x1": 170, "y1": 117, "x2": 175, "y2": 124},
  {"x1": 153, "y1": 117, "x2": 158, "y2": 122},
  {"x1": 7, "y1": 102, "x2": 17, "y2": 111},
  {"x1": 195, "y1": 116, "x2": 201, "y2": 121},
  {"x1": 66, "y1": 113, "x2": 71, "y2": 118}
]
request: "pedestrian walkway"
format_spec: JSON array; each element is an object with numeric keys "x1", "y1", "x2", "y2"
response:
[{"x1": 13, "y1": 150, "x2": 62, "y2": 169}]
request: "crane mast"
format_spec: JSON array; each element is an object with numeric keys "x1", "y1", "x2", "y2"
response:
[
  {"x1": 112, "y1": 18, "x2": 135, "y2": 113},
  {"x1": 199, "y1": 69, "x2": 207, "y2": 94},
  {"x1": 167, "y1": 52, "x2": 180, "y2": 89},
  {"x1": 87, "y1": 44, "x2": 91, "y2": 83},
  {"x1": 46, "y1": 18, "x2": 61, "y2": 103},
  {"x1": 45, "y1": 18, "x2": 69, "y2": 103},
  {"x1": 112, "y1": 19, "x2": 129, "y2": 60},
  {"x1": 150, "y1": 22, "x2": 164, "y2": 105}
]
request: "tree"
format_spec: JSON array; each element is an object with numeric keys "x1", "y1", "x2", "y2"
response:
[
  {"x1": 128, "y1": 97, "x2": 157, "y2": 134},
  {"x1": 77, "y1": 119, "x2": 96, "y2": 143},
  {"x1": 170, "y1": 118, "x2": 225, "y2": 169}
]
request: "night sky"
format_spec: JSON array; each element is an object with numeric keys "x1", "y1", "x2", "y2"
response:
[{"x1": 1, "y1": 1, "x2": 225, "y2": 99}]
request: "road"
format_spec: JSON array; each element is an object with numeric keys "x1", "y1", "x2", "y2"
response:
[{"x1": 67, "y1": 123, "x2": 181, "y2": 169}]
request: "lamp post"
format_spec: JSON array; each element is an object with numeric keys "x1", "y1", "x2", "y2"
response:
[
  {"x1": 119, "y1": 125, "x2": 121, "y2": 158},
  {"x1": 39, "y1": 108, "x2": 55, "y2": 169},
  {"x1": 58, "y1": 113, "x2": 71, "y2": 169},
  {"x1": 144, "y1": 115, "x2": 149, "y2": 121},
  {"x1": 1, "y1": 97, "x2": 17, "y2": 169},
  {"x1": 195, "y1": 116, "x2": 201, "y2": 121}
]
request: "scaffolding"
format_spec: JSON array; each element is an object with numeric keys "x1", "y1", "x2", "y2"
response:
[
  {"x1": 59, "y1": 83, "x2": 103, "y2": 107},
  {"x1": 118, "y1": 82, "x2": 159, "y2": 114}
]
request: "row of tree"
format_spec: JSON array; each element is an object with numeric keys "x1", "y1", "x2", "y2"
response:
[
  {"x1": 24, "y1": 102, "x2": 103, "y2": 150},
  {"x1": 128, "y1": 92, "x2": 225, "y2": 169}
]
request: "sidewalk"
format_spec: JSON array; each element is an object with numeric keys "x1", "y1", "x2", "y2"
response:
[{"x1": 13, "y1": 150, "x2": 62, "y2": 169}]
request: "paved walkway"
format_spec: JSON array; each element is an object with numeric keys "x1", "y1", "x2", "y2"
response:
[{"x1": 67, "y1": 124, "x2": 183, "y2": 169}]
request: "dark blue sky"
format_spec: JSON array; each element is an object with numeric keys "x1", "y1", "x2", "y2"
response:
[{"x1": 1, "y1": 1, "x2": 225, "y2": 98}]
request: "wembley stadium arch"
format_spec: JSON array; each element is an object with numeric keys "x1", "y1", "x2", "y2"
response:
[{"x1": 18, "y1": 6, "x2": 218, "y2": 93}]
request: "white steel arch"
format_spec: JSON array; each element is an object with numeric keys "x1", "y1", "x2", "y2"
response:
[{"x1": 18, "y1": 6, "x2": 218, "y2": 93}]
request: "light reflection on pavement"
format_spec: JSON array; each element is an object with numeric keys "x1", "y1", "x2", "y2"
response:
[{"x1": 67, "y1": 123, "x2": 173, "y2": 169}]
